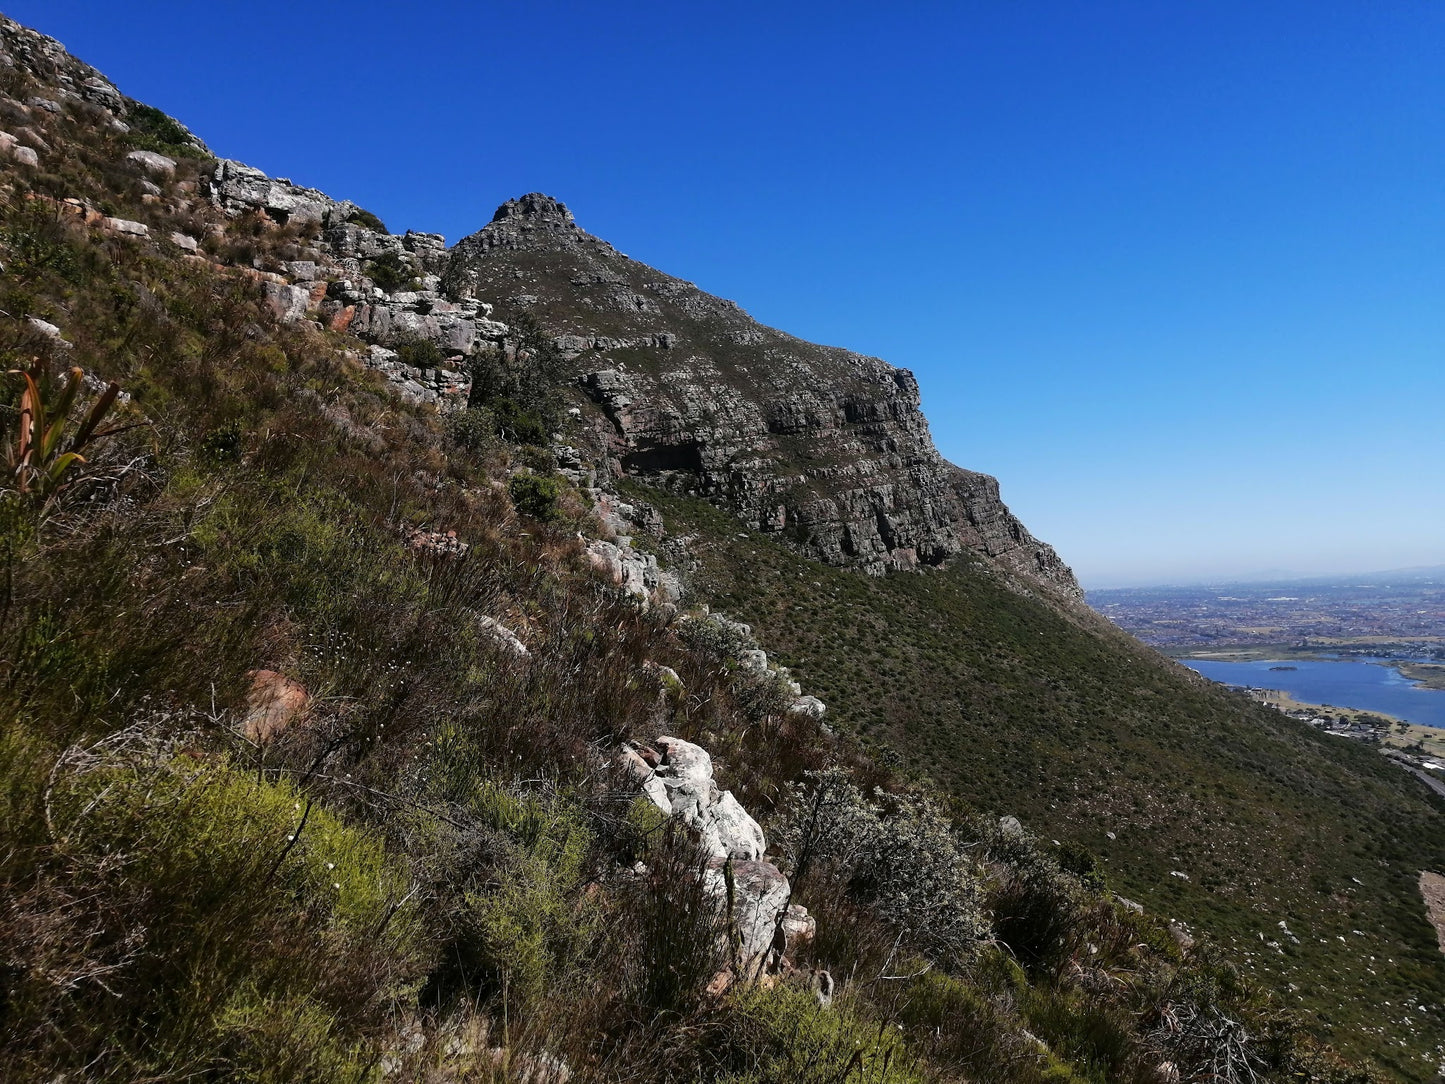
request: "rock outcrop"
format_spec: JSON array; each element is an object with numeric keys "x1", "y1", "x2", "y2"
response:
[
  {"x1": 443, "y1": 195, "x2": 1081, "y2": 598},
  {"x1": 0, "y1": 17, "x2": 208, "y2": 151},
  {"x1": 2, "y1": 4, "x2": 1075, "y2": 600},
  {"x1": 619, "y1": 735, "x2": 816, "y2": 977}
]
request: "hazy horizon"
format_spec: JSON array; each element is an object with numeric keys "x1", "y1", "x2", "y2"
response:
[
  {"x1": 11, "y1": 0, "x2": 1440, "y2": 585},
  {"x1": 1084, "y1": 562, "x2": 1445, "y2": 593}
]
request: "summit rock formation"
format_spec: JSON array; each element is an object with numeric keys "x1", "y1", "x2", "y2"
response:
[{"x1": 443, "y1": 195, "x2": 1081, "y2": 596}]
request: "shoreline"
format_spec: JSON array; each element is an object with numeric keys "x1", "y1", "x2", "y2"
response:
[
  {"x1": 1171, "y1": 645, "x2": 1445, "y2": 692},
  {"x1": 1227, "y1": 687, "x2": 1445, "y2": 761}
]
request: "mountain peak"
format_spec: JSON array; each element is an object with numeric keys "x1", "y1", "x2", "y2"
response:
[{"x1": 491, "y1": 192, "x2": 574, "y2": 225}]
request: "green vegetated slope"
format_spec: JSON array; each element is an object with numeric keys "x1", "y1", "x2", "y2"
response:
[
  {"x1": 633, "y1": 482, "x2": 1445, "y2": 1077},
  {"x1": 3, "y1": 15, "x2": 1445, "y2": 1081}
]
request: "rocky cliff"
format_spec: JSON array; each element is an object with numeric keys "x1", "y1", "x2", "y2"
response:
[
  {"x1": 443, "y1": 195, "x2": 1081, "y2": 597},
  {"x1": 1, "y1": 10, "x2": 1076, "y2": 600}
]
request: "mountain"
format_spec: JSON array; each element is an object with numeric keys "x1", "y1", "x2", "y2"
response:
[
  {"x1": 443, "y1": 194, "x2": 1079, "y2": 596},
  {"x1": 3, "y1": 12, "x2": 1445, "y2": 1084}
]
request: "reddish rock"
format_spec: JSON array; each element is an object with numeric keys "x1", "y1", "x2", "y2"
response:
[{"x1": 243, "y1": 669, "x2": 308, "y2": 743}]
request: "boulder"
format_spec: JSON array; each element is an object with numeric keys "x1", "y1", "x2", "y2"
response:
[
  {"x1": 475, "y1": 614, "x2": 528, "y2": 659},
  {"x1": 13, "y1": 144, "x2": 36, "y2": 167},
  {"x1": 262, "y1": 281, "x2": 310, "y2": 324},
  {"x1": 243, "y1": 670, "x2": 308, "y2": 743},
  {"x1": 27, "y1": 316, "x2": 68, "y2": 344},
  {"x1": 169, "y1": 231, "x2": 199, "y2": 253},
  {"x1": 781, "y1": 903, "x2": 817, "y2": 955},
  {"x1": 703, "y1": 857, "x2": 791, "y2": 970},
  {"x1": 649, "y1": 737, "x2": 768, "y2": 862},
  {"x1": 125, "y1": 149, "x2": 176, "y2": 176},
  {"x1": 103, "y1": 216, "x2": 148, "y2": 237},
  {"x1": 788, "y1": 695, "x2": 827, "y2": 719}
]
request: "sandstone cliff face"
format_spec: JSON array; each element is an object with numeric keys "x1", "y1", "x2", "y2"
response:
[
  {"x1": 444, "y1": 195, "x2": 1081, "y2": 597},
  {"x1": 1, "y1": 0, "x2": 1075, "y2": 599}
]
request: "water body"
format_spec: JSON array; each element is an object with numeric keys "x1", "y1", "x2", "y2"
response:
[{"x1": 1182, "y1": 656, "x2": 1445, "y2": 729}]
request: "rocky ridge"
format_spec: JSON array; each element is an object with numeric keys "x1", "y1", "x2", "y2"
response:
[
  {"x1": 202, "y1": 166, "x2": 1079, "y2": 598},
  {"x1": 2, "y1": 13, "x2": 1077, "y2": 600},
  {"x1": 445, "y1": 195, "x2": 1081, "y2": 595}
]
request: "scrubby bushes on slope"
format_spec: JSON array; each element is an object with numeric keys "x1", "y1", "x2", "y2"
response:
[{"x1": 0, "y1": 44, "x2": 1412, "y2": 1083}]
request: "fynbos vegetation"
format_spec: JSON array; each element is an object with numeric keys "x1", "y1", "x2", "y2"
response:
[{"x1": 0, "y1": 12, "x2": 1440, "y2": 1083}]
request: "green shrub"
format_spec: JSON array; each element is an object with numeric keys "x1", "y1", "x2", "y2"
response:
[
  {"x1": 896, "y1": 965, "x2": 1041, "y2": 1079},
  {"x1": 394, "y1": 335, "x2": 446, "y2": 371},
  {"x1": 364, "y1": 251, "x2": 414, "y2": 292},
  {"x1": 125, "y1": 102, "x2": 207, "y2": 158},
  {"x1": 777, "y1": 767, "x2": 987, "y2": 964},
  {"x1": 444, "y1": 405, "x2": 496, "y2": 455},
  {"x1": 346, "y1": 208, "x2": 388, "y2": 233},
  {"x1": 2, "y1": 733, "x2": 425, "y2": 1079},
  {"x1": 716, "y1": 983, "x2": 924, "y2": 1083},
  {"x1": 509, "y1": 473, "x2": 563, "y2": 521},
  {"x1": 458, "y1": 783, "x2": 598, "y2": 1015},
  {"x1": 200, "y1": 421, "x2": 244, "y2": 464},
  {"x1": 492, "y1": 396, "x2": 549, "y2": 445},
  {"x1": 466, "y1": 311, "x2": 567, "y2": 435},
  {"x1": 611, "y1": 824, "x2": 728, "y2": 1018}
]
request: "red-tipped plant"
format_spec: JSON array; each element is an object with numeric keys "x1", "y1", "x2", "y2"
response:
[{"x1": 4, "y1": 359, "x2": 136, "y2": 512}]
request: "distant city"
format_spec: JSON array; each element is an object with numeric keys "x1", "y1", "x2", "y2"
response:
[{"x1": 1088, "y1": 567, "x2": 1445, "y2": 656}]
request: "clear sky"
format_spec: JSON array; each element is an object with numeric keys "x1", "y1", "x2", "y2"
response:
[{"x1": 8, "y1": 1, "x2": 1441, "y2": 587}]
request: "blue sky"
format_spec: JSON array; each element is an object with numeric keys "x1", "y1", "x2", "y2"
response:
[{"x1": 9, "y1": 1, "x2": 1442, "y2": 587}]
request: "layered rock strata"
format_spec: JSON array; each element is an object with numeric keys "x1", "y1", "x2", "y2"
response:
[
  {"x1": 2, "y1": 5, "x2": 1077, "y2": 599},
  {"x1": 444, "y1": 195, "x2": 1081, "y2": 597}
]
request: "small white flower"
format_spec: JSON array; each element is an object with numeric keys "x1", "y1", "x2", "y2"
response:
[{"x1": 332, "y1": 882, "x2": 341, "y2": 890}]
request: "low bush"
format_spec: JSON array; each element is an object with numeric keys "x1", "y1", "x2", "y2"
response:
[
  {"x1": 1, "y1": 727, "x2": 425, "y2": 1080},
  {"x1": 365, "y1": 250, "x2": 414, "y2": 292},
  {"x1": 777, "y1": 767, "x2": 988, "y2": 966},
  {"x1": 713, "y1": 983, "x2": 924, "y2": 1084},
  {"x1": 509, "y1": 472, "x2": 563, "y2": 521}
]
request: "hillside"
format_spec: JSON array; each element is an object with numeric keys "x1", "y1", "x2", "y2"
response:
[
  {"x1": 2, "y1": 12, "x2": 1444, "y2": 1084},
  {"x1": 443, "y1": 193, "x2": 1079, "y2": 596}
]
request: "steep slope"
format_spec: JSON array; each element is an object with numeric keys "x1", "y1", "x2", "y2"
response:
[
  {"x1": 443, "y1": 195, "x2": 1079, "y2": 596},
  {"x1": 4, "y1": 13, "x2": 1445, "y2": 1083},
  {"x1": 631, "y1": 485, "x2": 1445, "y2": 1075}
]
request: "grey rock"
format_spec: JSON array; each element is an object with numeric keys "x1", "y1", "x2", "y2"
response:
[
  {"x1": 262, "y1": 281, "x2": 310, "y2": 324},
  {"x1": 788, "y1": 695, "x2": 827, "y2": 719},
  {"x1": 103, "y1": 216, "x2": 148, "y2": 237},
  {"x1": 475, "y1": 614, "x2": 528, "y2": 658},
  {"x1": 651, "y1": 736, "x2": 767, "y2": 861},
  {"x1": 125, "y1": 149, "x2": 176, "y2": 176},
  {"x1": 738, "y1": 648, "x2": 769, "y2": 674},
  {"x1": 13, "y1": 144, "x2": 36, "y2": 167},
  {"x1": 27, "y1": 316, "x2": 70, "y2": 347},
  {"x1": 781, "y1": 903, "x2": 816, "y2": 956},
  {"x1": 25, "y1": 95, "x2": 60, "y2": 113},
  {"x1": 210, "y1": 159, "x2": 336, "y2": 225},
  {"x1": 584, "y1": 538, "x2": 679, "y2": 608},
  {"x1": 169, "y1": 232, "x2": 199, "y2": 253},
  {"x1": 703, "y1": 857, "x2": 791, "y2": 971},
  {"x1": 81, "y1": 78, "x2": 123, "y2": 112}
]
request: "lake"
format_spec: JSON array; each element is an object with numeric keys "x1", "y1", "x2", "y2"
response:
[{"x1": 1182, "y1": 656, "x2": 1445, "y2": 729}]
